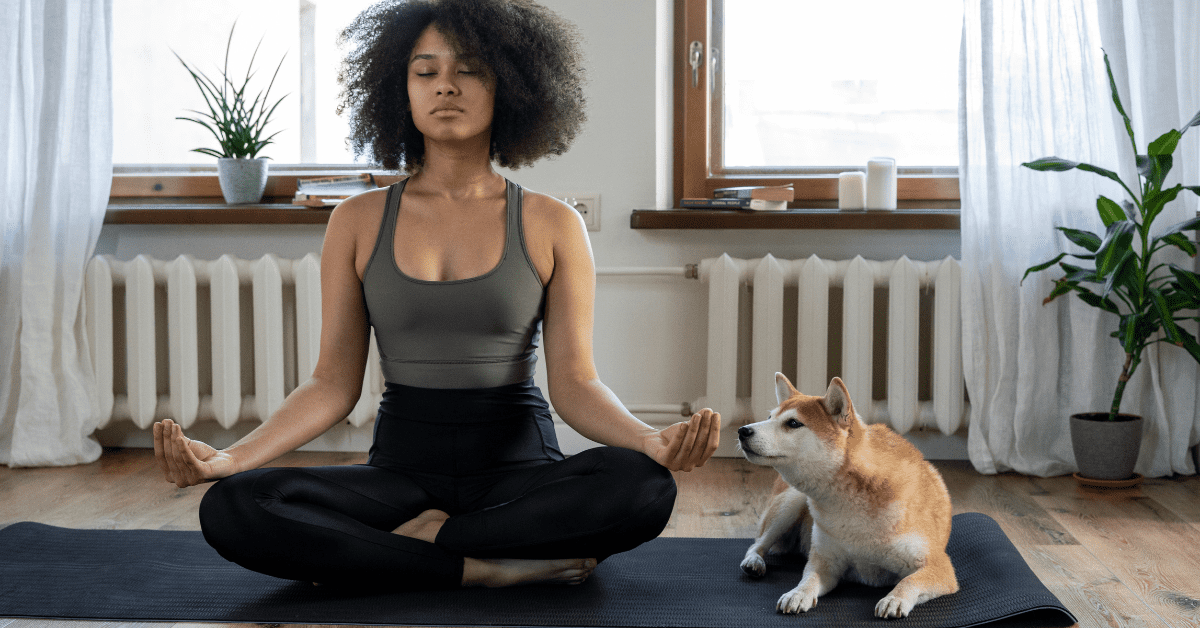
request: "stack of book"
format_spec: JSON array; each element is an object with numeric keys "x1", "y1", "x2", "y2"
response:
[
  {"x1": 292, "y1": 173, "x2": 379, "y2": 207},
  {"x1": 679, "y1": 184, "x2": 794, "y2": 211}
]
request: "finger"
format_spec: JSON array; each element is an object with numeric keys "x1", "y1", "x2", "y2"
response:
[
  {"x1": 674, "y1": 415, "x2": 702, "y2": 471},
  {"x1": 691, "y1": 409, "x2": 721, "y2": 468},
  {"x1": 702, "y1": 410, "x2": 721, "y2": 464},
  {"x1": 179, "y1": 430, "x2": 210, "y2": 482},
  {"x1": 152, "y1": 422, "x2": 170, "y2": 480},
  {"x1": 686, "y1": 410, "x2": 714, "y2": 465},
  {"x1": 658, "y1": 422, "x2": 686, "y2": 466},
  {"x1": 167, "y1": 424, "x2": 194, "y2": 488},
  {"x1": 173, "y1": 424, "x2": 200, "y2": 487},
  {"x1": 160, "y1": 420, "x2": 183, "y2": 486}
]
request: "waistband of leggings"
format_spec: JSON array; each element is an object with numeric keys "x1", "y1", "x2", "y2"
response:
[{"x1": 377, "y1": 378, "x2": 551, "y2": 425}]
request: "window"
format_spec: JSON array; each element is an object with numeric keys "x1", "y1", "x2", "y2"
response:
[
  {"x1": 675, "y1": 0, "x2": 962, "y2": 206},
  {"x1": 113, "y1": 0, "x2": 380, "y2": 166}
]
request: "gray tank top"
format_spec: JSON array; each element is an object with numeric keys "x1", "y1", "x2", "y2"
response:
[{"x1": 361, "y1": 178, "x2": 546, "y2": 389}]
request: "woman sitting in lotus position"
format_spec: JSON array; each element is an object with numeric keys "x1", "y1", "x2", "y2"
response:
[{"x1": 153, "y1": 0, "x2": 720, "y2": 589}]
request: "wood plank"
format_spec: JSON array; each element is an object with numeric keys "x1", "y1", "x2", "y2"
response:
[
  {"x1": 1034, "y1": 490, "x2": 1200, "y2": 628},
  {"x1": 1140, "y1": 475, "x2": 1200, "y2": 534},
  {"x1": 662, "y1": 457, "x2": 776, "y2": 538},
  {"x1": 935, "y1": 461, "x2": 1078, "y2": 547},
  {"x1": 1019, "y1": 545, "x2": 1164, "y2": 628}
]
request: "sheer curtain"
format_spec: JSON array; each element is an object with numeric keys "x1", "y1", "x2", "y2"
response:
[
  {"x1": 961, "y1": 0, "x2": 1200, "y2": 477},
  {"x1": 0, "y1": 0, "x2": 113, "y2": 466}
]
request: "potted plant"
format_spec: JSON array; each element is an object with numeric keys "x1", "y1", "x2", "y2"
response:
[
  {"x1": 1022, "y1": 51, "x2": 1200, "y2": 483},
  {"x1": 174, "y1": 23, "x2": 287, "y2": 204}
]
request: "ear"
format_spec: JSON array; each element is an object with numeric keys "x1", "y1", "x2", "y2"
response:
[
  {"x1": 775, "y1": 372, "x2": 798, "y2": 405},
  {"x1": 823, "y1": 377, "x2": 856, "y2": 427}
]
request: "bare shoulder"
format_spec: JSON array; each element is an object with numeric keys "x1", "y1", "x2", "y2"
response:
[
  {"x1": 521, "y1": 189, "x2": 587, "y2": 237},
  {"x1": 328, "y1": 186, "x2": 390, "y2": 235},
  {"x1": 324, "y1": 186, "x2": 392, "y2": 276}
]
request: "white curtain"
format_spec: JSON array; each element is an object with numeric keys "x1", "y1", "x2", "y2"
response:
[
  {"x1": 0, "y1": 0, "x2": 113, "y2": 467},
  {"x1": 961, "y1": 0, "x2": 1200, "y2": 477}
]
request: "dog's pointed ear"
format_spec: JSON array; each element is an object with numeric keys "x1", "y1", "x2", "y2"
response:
[
  {"x1": 823, "y1": 377, "x2": 855, "y2": 426},
  {"x1": 775, "y1": 372, "x2": 798, "y2": 404}
]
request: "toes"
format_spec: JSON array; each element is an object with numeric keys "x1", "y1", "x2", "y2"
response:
[
  {"x1": 776, "y1": 589, "x2": 817, "y2": 614},
  {"x1": 740, "y1": 555, "x2": 767, "y2": 577},
  {"x1": 875, "y1": 595, "x2": 912, "y2": 618}
]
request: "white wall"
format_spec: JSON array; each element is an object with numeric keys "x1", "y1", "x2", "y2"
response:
[{"x1": 97, "y1": 0, "x2": 964, "y2": 457}]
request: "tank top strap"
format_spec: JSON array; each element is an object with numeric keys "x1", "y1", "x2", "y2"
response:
[{"x1": 368, "y1": 178, "x2": 408, "y2": 271}]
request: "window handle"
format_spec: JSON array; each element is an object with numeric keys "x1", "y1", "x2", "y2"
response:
[{"x1": 689, "y1": 40, "x2": 703, "y2": 87}]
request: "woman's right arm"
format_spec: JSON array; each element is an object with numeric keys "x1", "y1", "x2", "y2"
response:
[{"x1": 154, "y1": 193, "x2": 379, "y2": 488}]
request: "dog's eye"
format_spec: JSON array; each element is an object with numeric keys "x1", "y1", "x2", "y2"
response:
[{"x1": 785, "y1": 418, "x2": 804, "y2": 429}]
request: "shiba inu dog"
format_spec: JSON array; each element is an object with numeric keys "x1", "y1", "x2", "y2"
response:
[{"x1": 737, "y1": 373, "x2": 958, "y2": 619}]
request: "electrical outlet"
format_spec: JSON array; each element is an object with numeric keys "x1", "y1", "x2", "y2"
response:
[{"x1": 559, "y1": 193, "x2": 600, "y2": 231}]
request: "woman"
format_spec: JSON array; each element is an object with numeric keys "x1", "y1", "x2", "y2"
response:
[{"x1": 153, "y1": 0, "x2": 720, "y2": 589}]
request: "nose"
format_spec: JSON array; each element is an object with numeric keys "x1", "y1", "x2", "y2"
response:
[
  {"x1": 737, "y1": 426, "x2": 754, "y2": 440},
  {"x1": 436, "y1": 78, "x2": 459, "y2": 96}
]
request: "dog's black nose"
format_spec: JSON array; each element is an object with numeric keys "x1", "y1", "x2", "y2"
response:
[{"x1": 737, "y1": 426, "x2": 754, "y2": 439}]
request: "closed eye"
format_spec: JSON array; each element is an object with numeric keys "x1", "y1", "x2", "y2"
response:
[{"x1": 785, "y1": 418, "x2": 804, "y2": 429}]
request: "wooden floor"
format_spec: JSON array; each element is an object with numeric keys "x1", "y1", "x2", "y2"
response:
[{"x1": 4, "y1": 448, "x2": 1200, "y2": 628}]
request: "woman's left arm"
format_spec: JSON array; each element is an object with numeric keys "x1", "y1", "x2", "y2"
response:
[{"x1": 532, "y1": 195, "x2": 720, "y2": 472}]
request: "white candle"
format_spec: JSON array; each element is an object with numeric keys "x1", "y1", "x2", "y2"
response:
[
  {"x1": 838, "y1": 172, "x2": 866, "y2": 210},
  {"x1": 866, "y1": 157, "x2": 897, "y2": 210}
]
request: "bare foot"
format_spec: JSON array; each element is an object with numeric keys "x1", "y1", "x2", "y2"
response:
[
  {"x1": 462, "y1": 557, "x2": 598, "y2": 587},
  {"x1": 392, "y1": 509, "x2": 450, "y2": 543}
]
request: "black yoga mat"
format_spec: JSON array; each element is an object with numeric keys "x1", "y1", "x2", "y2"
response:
[{"x1": 0, "y1": 512, "x2": 1073, "y2": 627}]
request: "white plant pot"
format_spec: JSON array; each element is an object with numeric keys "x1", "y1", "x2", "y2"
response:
[{"x1": 217, "y1": 157, "x2": 269, "y2": 204}]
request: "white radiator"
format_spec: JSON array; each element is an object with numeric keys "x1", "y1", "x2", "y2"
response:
[
  {"x1": 84, "y1": 254, "x2": 384, "y2": 430},
  {"x1": 695, "y1": 254, "x2": 966, "y2": 436}
]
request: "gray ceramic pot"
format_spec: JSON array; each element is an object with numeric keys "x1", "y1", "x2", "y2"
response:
[
  {"x1": 217, "y1": 157, "x2": 269, "y2": 204},
  {"x1": 1070, "y1": 413, "x2": 1143, "y2": 480}
]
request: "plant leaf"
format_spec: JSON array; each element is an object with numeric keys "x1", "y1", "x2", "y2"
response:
[
  {"x1": 1075, "y1": 291, "x2": 1121, "y2": 314},
  {"x1": 1150, "y1": 288, "x2": 1183, "y2": 345},
  {"x1": 1044, "y1": 279, "x2": 1074, "y2": 305},
  {"x1": 1022, "y1": 157, "x2": 1126, "y2": 187},
  {"x1": 1102, "y1": 249, "x2": 1136, "y2": 300},
  {"x1": 1103, "y1": 50, "x2": 1139, "y2": 156},
  {"x1": 1096, "y1": 196, "x2": 1125, "y2": 227},
  {"x1": 1186, "y1": 186, "x2": 1200, "y2": 198},
  {"x1": 1059, "y1": 227, "x2": 1102, "y2": 252},
  {"x1": 1170, "y1": 264, "x2": 1200, "y2": 300},
  {"x1": 1022, "y1": 252, "x2": 1067, "y2": 284},
  {"x1": 1160, "y1": 233, "x2": 1198, "y2": 257},
  {"x1": 1148, "y1": 129, "x2": 1182, "y2": 156},
  {"x1": 1095, "y1": 220, "x2": 1136, "y2": 276},
  {"x1": 1176, "y1": 327, "x2": 1200, "y2": 366},
  {"x1": 1143, "y1": 184, "x2": 1182, "y2": 227}
]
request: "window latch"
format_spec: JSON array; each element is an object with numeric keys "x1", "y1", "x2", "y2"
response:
[{"x1": 689, "y1": 41, "x2": 703, "y2": 87}]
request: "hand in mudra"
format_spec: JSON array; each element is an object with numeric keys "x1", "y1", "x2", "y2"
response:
[
  {"x1": 153, "y1": 419, "x2": 237, "y2": 488},
  {"x1": 645, "y1": 408, "x2": 721, "y2": 472}
]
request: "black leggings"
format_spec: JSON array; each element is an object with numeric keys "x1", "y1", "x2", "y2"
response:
[{"x1": 198, "y1": 380, "x2": 677, "y2": 588}]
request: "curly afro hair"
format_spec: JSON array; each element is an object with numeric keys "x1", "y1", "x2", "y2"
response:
[{"x1": 337, "y1": 0, "x2": 588, "y2": 172}]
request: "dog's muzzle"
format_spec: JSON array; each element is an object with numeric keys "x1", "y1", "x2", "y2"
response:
[{"x1": 737, "y1": 426, "x2": 760, "y2": 456}]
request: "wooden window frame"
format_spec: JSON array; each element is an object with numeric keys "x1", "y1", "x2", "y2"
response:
[{"x1": 672, "y1": 0, "x2": 960, "y2": 209}]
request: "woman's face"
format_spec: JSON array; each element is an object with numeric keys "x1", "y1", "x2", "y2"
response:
[{"x1": 407, "y1": 26, "x2": 495, "y2": 147}]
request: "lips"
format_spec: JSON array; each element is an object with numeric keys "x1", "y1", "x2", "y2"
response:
[{"x1": 431, "y1": 104, "x2": 463, "y2": 114}]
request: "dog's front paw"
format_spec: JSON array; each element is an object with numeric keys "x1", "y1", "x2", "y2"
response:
[
  {"x1": 875, "y1": 594, "x2": 914, "y2": 619},
  {"x1": 776, "y1": 586, "x2": 819, "y2": 614},
  {"x1": 740, "y1": 553, "x2": 767, "y2": 577}
]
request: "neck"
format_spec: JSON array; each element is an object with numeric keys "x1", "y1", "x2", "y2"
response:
[{"x1": 411, "y1": 135, "x2": 500, "y2": 199}]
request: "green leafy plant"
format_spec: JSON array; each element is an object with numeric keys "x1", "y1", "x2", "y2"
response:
[
  {"x1": 173, "y1": 23, "x2": 287, "y2": 159},
  {"x1": 1022, "y1": 51, "x2": 1200, "y2": 421}
]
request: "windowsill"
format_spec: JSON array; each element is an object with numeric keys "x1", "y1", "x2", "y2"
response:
[
  {"x1": 105, "y1": 197, "x2": 334, "y2": 225},
  {"x1": 630, "y1": 207, "x2": 960, "y2": 230}
]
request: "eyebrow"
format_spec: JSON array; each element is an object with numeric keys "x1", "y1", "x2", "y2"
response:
[{"x1": 409, "y1": 52, "x2": 475, "y2": 64}]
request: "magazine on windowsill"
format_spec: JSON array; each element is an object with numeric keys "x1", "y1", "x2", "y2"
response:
[{"x1": 292, "y1": 173, "x2": 379, "y2": 207}]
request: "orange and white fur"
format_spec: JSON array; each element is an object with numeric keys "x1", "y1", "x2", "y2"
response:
[{"x1": 737, "y1": 374, "x2": 958, "y2": 619}]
